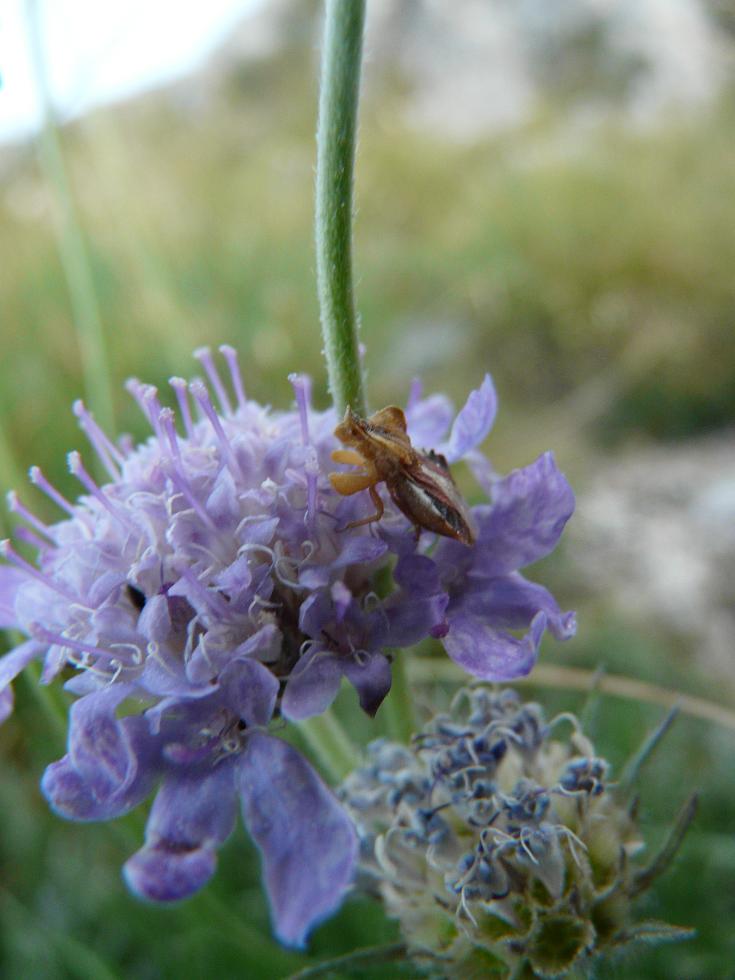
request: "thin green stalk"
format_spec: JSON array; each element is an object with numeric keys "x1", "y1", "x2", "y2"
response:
[
  {"x1": 407, "y1": 659, "x2": 735, "y2": 733},
  {"x1": 620, "y1": 703, "x2": 679, "y2": 792},
  {"x1": 299, "y1": 709, "x2": 362, "y2": 782},
  {"x1": 382, "y1": 651, "x2": 416, "y2": 744},
  {"x1": 315, "y1": 0, "x2": 367, "y2": 416},
  {"x1": 25, "y1": 0, "x2": 114, "y2": 436},
  {"x1": 288, "y1": 942, "x2": 408, "y2": 979}
]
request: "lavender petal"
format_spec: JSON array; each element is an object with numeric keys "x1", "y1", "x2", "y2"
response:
[
  {"x1": 473, "y1": 452, "x2": 575, "y2": 576},
  {"x1": 460, "y1": 572, "x2": 576, "y2": 640},
  {"x1": 221, "y1": 657, "x2": 279, "y2": 727},
  {"x1": 405, "y1": 392, "x2": 455, "y2": 447},
  {"x1": 342, "y1": 652, "x2": 392, "y2": 717},
  {"x1": 42, "y1": 715, "x2": 159, "y2": 821},
  {"x1": 124, "y1": 760, "x2": 238, "y2": 902},
  {"x1": 444, "y1": 374, "x2": 497, "y2": 462},
  {"x1": 238, "y1": 733, "x2": 357, "y2": 947},
  {"x1": 0, "y1": 639, "x2": 44, "y2": 723},
  {"x1": 281, "y1": 650, "x2": 343, "y2": 722},
  {"x1": 443, "y1": 609, "x2": 547, "y2": 680}
]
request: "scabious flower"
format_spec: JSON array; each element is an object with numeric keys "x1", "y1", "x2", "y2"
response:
[
  {"x1": 0, "y1": 346, "x2": 574, "y2": 945},
  {"x1": 341, "y1": 687, "x2": 696, "y2": 978}
]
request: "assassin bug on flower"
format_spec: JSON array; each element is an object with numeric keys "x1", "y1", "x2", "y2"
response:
[{"x1": 329, "y1": 405, "x2": 476, "y2": 545}]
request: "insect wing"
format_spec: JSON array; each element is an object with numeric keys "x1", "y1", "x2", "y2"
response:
[{"x1": 388, "y1": 451, "x2": 475, "y2": 545}]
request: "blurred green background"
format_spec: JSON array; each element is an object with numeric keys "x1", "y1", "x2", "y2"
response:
[{"x1": 1, "y1": 1, "x2": 734, "y2": 977}]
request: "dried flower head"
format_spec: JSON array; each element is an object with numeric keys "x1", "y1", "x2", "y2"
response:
[
  {"x1": 341, "y1": 687, "x2": 696, "y2": 978},
  {"x1": 0, "y1": 348, "x2": 575, "y2": 944}
]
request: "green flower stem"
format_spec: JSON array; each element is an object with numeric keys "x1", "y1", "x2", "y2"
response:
[
  {"x1": 315, "y1": 0, "x2": 367, "y2": 417},
  {"x1": 25, "y1": 0, "x2": 114, "y2": 436},
  {"x1": 299, "y1": 708, "x2": 362, "y2": 782},
  {"x1": 383, "y1": 651, "x2": 417, "y2": 744},
  {"x1": 288, "y1": 942, "x2": 408, "y2": 979}
]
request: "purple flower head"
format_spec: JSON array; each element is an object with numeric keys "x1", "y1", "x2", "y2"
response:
[{"x1": 0, "y1": 348, "x2": 574, "y2": 942}]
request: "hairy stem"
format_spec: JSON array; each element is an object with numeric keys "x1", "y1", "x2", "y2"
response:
[
  {"x1": 299, "y1": 709, "x2": 362, "y2": 782},
  {"x1": 383, "y1": 651, "x2": 417, "y2": 744},
  {"x1": 315, "y1": 0, "x2": 367, "y2": 416}
]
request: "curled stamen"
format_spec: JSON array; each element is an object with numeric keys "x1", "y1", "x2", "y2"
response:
[
  {"x1": 247, "y1": 593, "x2": 282, "y2": 625},
  {"x1": 517, "y1": 829, "x2": 540, "y2": 865},
  {"x1": 271, "y1": 538, "x2": 315, "y2": 591},
  {"x1": 299, "y1": 639, "x2": 317, "y2": 659},
  {"x1": 219, "y1": 345, "x2": 247, "y2": 410},
  {"x1": 184, "y1": 614, "x2": 204, "y2": 662},
  {"x1": 193, "y1": 632, "x2": 216, "y2": 672},
  {"x1": 362, "y1": 591, "x2": 382, "y2": 613},
  {"x1": 558, "y1": 826, "x2": 587, "y2": 866},
  {"x1": 233, "y1": 515, "x2": 276, "y2": 541},
  {"x1": 457, "y1": 889, "x2": 479, "y2": 929},
  {"x1": 66, "y1": 653, "x2": 117, "y2": 681},
  {"x1": 548, "y1": 711, "x2": 582, "y2": 737},
  {"x1": 146, "y1": 640, "x2": 179, "y2": 677},
  {"x1": 194, "y1": 347, "x2": 233, "y2": 416},
  {"x1": 301, "y1": 540, "x2": 316, "y2": 562},
  {"x1": 273, "y1": 556, "x2": 306, "y2": 591},
  {"x1": 237, "y1": 541, "x2": 276, "y2": 567},
  {"x1": 73, "y1": 400, "x2": 124, "y2": 478},
  {"x1": 374, "y1": 831, "x2": 402, "y2": 882},
  {"x1": 188, "y1": 541, "x2": 226, "y2": 575},
  {"x1": 110, "y1": 642, "x2": 145, "y2": 666}
]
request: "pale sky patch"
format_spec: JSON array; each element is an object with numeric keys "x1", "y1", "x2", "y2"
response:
[{"x1": 0, "y1": 0, "x2": 259, "y2": 142}]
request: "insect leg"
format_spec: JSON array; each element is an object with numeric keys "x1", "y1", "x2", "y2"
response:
[
  {"x1": 329, "y1": 471, "x2": 376, "y2": 496},
  {"x1": 331, "y1": 449, "x2": 366, "y2": 466},
  {"x1": 342, "y1": 483, "x2": 385, "y2": 530}
]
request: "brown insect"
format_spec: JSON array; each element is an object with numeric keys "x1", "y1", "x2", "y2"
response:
[{"x1": 329, "y1": 406, "x2": 475, "y2": 545}]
